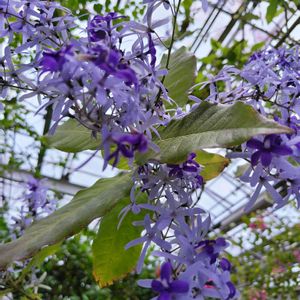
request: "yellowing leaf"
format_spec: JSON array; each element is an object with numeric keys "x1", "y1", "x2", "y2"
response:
[
  {"x1": 92, "y1": 196, "x2": 146, "y2": 287},
  {"x1": 195, "y1": 150, "x2": 230, "y2": 181}
]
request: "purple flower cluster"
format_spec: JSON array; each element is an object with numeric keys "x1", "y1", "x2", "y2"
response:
[
  {"x1": 193, "y1": 47, "x2": 300, "y2": 211},
  {"x1": 0, "y1": 0, "x2": 171, "y2": 168},
  {"x1": 0, "y1": 0, "x2": 76, "y2": 95},
  {"x1": 11, "y1": 176, "x2": 56, "y2": 237},
  {"x1": 134, "y1": 152, "x2": 203, "y2": 203},
  {"x1": 139, "y1": 258, "x2": 235, "y2": 300},
  {"x1": 124, "y1": 153, "x2": 236, "y2": 299},
  {"x1": 138, "y1": 261, "x2": 189, "y2": 300}
]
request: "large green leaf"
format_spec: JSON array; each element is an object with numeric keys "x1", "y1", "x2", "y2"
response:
[
  {"x1": 92, "y1": 196, "x2": 146, "y2": 287},
  {"x1": 195, "y1": 150, "x2": 230, "y2": 181},
  {"x1": 0, "y1": 174, "x2": 132, "y2": 269},
  {"x1": 44, "y1": 119, "x2": 101, "y2": 153},
  {"x1": 137, "y1": 102, "x2": 293, "y2": 164},
  {"x1": 161, "y1": 46, "x2": 197, "y2": 107}
]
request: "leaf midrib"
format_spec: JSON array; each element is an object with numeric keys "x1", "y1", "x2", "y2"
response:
[{"x1": 159, "y1": 126, "x2": 289, "y2": 143}]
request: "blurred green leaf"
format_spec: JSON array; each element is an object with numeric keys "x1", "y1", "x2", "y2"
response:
[
  {"x1": 45, "y1": 119, "x2": 101, "y2": 153},
  {"x1": 266, "y1": 0, "x2": 280, "y2": 23},
  {"x1": 251, "y1": 42, "x2": 265, "y2": 52},
  {"x1": 211, "y1": 39, "x2": 223, "y2": 51},
  {"x1": 62, "y1": 0, "x2": 89, "y2": 19},
  {"x1": 161, "y1": 47, "x2": 197, "y2": 107},
  {"x1": 93, "y1": 3, "x2": 103, "y2": 13},
  {"x1": 241, "y1": 12, "x2": 260, "y2": 22}
]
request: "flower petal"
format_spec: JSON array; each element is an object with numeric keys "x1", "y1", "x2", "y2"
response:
[
  {"x1": 169, "y1": 280, "x2": 189, "y2": 293},
  {"x1": 226, "y1": 281, "x2": 236, "y2": 298},
  {"x1": 219, "y1": 258, "x2": 231, "y2": 271},
  {"x1": 137, "y1": 279, "x2": 153, "y2": 288},
  {"x1": 251, "y1": 151, "x2": 261, "y2": 166},
  {"x1": 246, "y1": 138, "x2": 263, "y2": 149},
  {"x1": 261, "y1": 151, "x2": 272, "y2": 166},
  {"x1": 151, "y1": 280, "x2": 164, "y2": 293},
  {"x1": 160, "y1": 262, "x2": 172, "y2": 282},
  {"x1": 272, "y1": 145, "x2": 293, "y2": 155},
  {"x1": 158, "y1": 292, "x2": 171, "y2": 300}
]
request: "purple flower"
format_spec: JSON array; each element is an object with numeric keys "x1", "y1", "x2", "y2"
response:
[
  {"x1": 139, "y1": 262, "x2": 189, "y2": 300},
  {"x1": 125, "y1": 214, "x2": 171, "y2": 273},
  {"x1": 201, "y1": 0, "x2": 209, "y2": 12},
  {"x1": 176, "y1": 258, "x2": 237, "y2": 300},
  {"x1": 40, "y1": 46, "x2": 73, "y2": 73},
  {"x1": 226, "y1": 281, "x2": 236, "y2": 300},
  {"x1": 107, "y1": 132, "x2": 148, "y2": 167},
  {"x1": 247, "y1": 135, "x2": 293, "y2": 167},
  {"x1": 1, "y1": 0, "x2": 170, "y2": 172},
  {"x1": 139, "y1": 189, "x2": 204, "y2": 231},
  {"x1": 196, "y1": 238, "x2": 228, "y2": 264},
  {"x1": 147, "y1": 33, "x2": 157, "y2": 67},
  {"x1": 167, "y1": 152, "x2": 203, "y2": 187},
  {"x1": 197, "y1": 46, "x2": 300, "y2": 212},
  {"x1": 135, "y1": 152, "x2": 203, "y2": 201},
  {"x1": 90, "y1": 46, "x2": 138, "y2": 85},
  {"x1": 11, "y1": 176, "x2": 56, "y2": 237},
  {"x1": 219, "y1": 258, "x2": 232, "y2": 272},
  {"x1": 88, "y1": 13, "x2": 124, "y2": 42},
  {"x1": 24, "y1": 176, "x2": 49, "y2": 212},
  {"x1": 152, "y1": 262, "x2": 189, "y2": 300}
]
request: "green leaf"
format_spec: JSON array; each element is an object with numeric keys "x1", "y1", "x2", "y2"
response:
[
  {"x1": 62, "y1": 0, "x2": 88, "y2": 16},
  {"x1": 266, "y1": 0, "x2": 280, "y2": 23},
  {"x1": 183, "y1": 0, "x2": 193, "y2": 11},
  {"x1": 92, "y1": 196, "x2": 146, "y2": 287},
  {"x1": 94, "y1": 3, "x2": 103, "y2": 13},
  {"x1": 63, "y1": 0, "x2": 80, "y2": 11},
  {"x1": 251, "y1": 42, "x2": 265, "y2": 52},
  {"x1": 0, "y1": 174, "x2": 132, "y2": 268},
  {"x1": 211, "y1": 39, "x2": 223, "y2": 51},
  {"x1": 137, "y1": 102, "x2": 293, "y2": 164},
  {"x1": 116, "y1": 156, "x2": 131, "y2": 170},
  {"x1": 161, "y1": 47, "x2": 197, "y2": 107},
  {"x1": 44, "y1": 119, "x2": 101, "y2": 153},
  {"x1": 195, "y1": 150, "x2": 230, "y2": 181}
]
